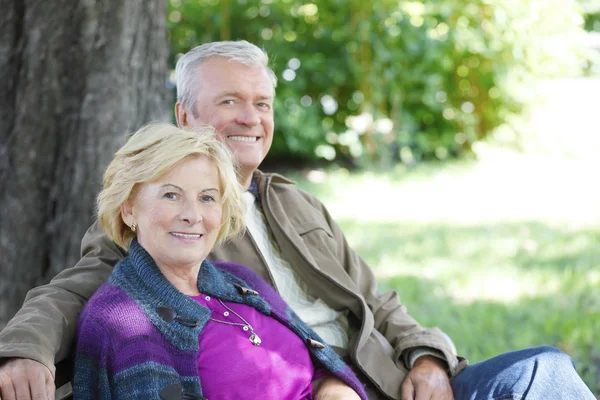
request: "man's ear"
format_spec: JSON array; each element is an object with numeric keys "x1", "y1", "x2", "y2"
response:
[
  {"x1": 175, "y1": 102, "x2": 188, "y2": 128},
  {"x1": 120, "y1": 200, "x2": 135, "y2": 228}
]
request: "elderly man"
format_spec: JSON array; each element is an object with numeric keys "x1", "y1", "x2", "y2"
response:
[{"x1": 0, "y1": 41, "x2": 595, "y2": 400}]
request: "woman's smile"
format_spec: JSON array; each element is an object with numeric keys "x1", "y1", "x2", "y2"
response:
[{"x1": 170, "y1": 231, "x2": 203, "y2": 240}]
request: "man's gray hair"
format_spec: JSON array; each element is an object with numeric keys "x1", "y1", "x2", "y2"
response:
[{"x1": 175, "y1": 40, "x2": 278, "y2": 111}]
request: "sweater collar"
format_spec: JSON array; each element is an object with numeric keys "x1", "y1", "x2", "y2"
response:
[
  {"x1": 110, "y1": 239, "x2": 209, "y2": 350},
  {"x1": 110, "y1": 239, "x2": 270, "y2": 350}
]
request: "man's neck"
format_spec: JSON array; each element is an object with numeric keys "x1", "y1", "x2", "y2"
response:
[{"x1": 239, "y1": 171, "x2": 255, "y2": 189}]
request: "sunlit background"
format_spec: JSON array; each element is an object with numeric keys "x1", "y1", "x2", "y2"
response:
[{"x1": 168, "y1": 0, "x2": 600, "y2": 393}]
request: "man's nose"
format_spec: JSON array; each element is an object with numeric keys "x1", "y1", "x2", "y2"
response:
[{"x1": 236, "y1": 103, "x2": 261, "y2": 126}]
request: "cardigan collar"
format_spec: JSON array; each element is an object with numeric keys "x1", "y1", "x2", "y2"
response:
[{"x1": 109, "y1": 239, "x2": 269, "y2": 351}]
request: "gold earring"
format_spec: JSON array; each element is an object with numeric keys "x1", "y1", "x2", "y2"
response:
[{"x1": 130, "y1": 223, "x2": 137, "y2": 232}]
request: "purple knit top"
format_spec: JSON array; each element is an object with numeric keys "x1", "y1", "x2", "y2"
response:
[
  {"x1": 74, "y1": 240, "x2": 368, "y2": 399},
  {"x1": 191, "y1": 295, "x2": 323, "y2": 399}
]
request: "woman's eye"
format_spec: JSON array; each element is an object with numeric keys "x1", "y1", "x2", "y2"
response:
[
  {"x1": 200, "y1": 195, "x2": 215, "y2": 203},
  {"x1": 164, "y1": 192, "x2": 178, "y2": 200}
]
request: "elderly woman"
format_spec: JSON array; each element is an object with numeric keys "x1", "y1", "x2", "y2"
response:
[{"x1": 73, "y1": 123, "x2": 367, "y2": 400}]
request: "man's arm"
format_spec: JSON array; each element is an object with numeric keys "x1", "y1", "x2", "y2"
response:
[
  {"x1": 0, "y1": 221, "x2": 125, "y2": 374},
  {"x1": 316, "y1": 201, "x2": 462, "y2": 376}
]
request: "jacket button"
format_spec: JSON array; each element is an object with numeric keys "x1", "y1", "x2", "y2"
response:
[
  {"x1": 236, "y1": 285, "x2": 259, "y2": 296},
  {"x1": 307, "y1": 338, "x2": 326, "y2": 349}
]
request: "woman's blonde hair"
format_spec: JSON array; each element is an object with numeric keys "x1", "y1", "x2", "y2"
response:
[{"x1": 97, "y1": 122, "x2": 245, "y2": 249}]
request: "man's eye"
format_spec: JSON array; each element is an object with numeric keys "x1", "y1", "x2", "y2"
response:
[
  {"x1": 222, "y1": 100, "x2": 234, "y2": 105},
  {"x1": 257, "y1": 102, "x2": 271, "y2": 109},
  {"x1": 164, "y1": 192, "x2": 178, "y2": 200}
]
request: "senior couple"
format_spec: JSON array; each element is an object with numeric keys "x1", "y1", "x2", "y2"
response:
[{"x1": 0, "y1": 41, "x2": 595, "y2": 400}]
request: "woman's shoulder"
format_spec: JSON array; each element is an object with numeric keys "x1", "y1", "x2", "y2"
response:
[
  {"x1": 82, "y1": 283, "x2": 126, "y2": 313},
  {"x1": 78, "y1": 282, "x2": 148, "y2": 333}
]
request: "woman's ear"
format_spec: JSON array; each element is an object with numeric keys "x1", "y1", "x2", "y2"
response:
[{"x1": 121, "y1": 199, "x2": 135, "y2": 228}]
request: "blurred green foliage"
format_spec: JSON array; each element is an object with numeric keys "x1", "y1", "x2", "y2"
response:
[
  {"x1": 580, "y1": 0, "x2": 600, "y2": 31},
  {"x1": 291, "y1": 163, "x2": 600, "y2": 393},
  {"x1": 586, "y1": 14, "x2": 600, "y2": 32},
  {"x1": 167, "y1": 0, "x2": 590, "y2": 166}
]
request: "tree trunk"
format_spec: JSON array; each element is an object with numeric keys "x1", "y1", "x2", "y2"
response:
[{"x1": 0, "y1": 0, "x2": 170, "y2": 327}]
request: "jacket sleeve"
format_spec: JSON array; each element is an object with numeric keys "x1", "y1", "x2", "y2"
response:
[
  {"x1": 315, "y1": 199, "x2": 463, "y2": 376},
  {"x1": 0, "y1": 221, "x2": 125, "y2": 375}
]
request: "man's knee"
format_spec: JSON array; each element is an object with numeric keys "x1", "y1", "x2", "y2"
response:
[
  {"x1": 527, "y1": 345, "x2": 575, "y2": 370},
  {"x1": 451, "y1": 346, "x2": 583, "y2": 399},
  {"x1": 452, "y1": 346, "x2": 575, "y2": 385},
  {"x1": 528, "y1": 346, "x2": 573, "y2": 362}
]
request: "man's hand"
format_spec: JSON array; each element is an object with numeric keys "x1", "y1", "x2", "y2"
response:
[
  {"x1": 313, "y1": 375, "x2": 361, "y2": 400},
  {"x1": 401, "y1": 355, "x2": 453, "y2": 400},
  {"x1": 0, "y1": 358, "x2": 54, "y2": 400}
]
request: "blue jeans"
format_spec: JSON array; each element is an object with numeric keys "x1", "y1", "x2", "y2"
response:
[{"x1": 451, "y1": 346, "x2": 596, "y2": 399}]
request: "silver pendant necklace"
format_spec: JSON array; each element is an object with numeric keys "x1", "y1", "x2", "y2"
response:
[{"x1": 209, "y1": 298, "x2": 262, "y2": 346}]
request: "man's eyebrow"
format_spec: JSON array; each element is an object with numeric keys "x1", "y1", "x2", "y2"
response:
[
  {"x1": 217, "y1": 91, "x2": 241, "y2": 98},
  {"x1": 217, "y1": 92, "x2": 273, "y2": 101},
  {"x1": 256, "y1": 95, "x2": 274, "y2": 102}
]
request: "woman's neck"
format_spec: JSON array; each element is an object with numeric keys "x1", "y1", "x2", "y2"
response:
[{"x1": 156, "y1": 262, "x2": 202, "y2": 296}]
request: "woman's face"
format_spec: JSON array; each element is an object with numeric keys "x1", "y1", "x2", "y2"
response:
[{"x1": 123, "y1": 156, "x2": 223, "y2": 271}]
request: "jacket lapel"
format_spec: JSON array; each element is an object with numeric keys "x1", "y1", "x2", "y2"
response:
[{"x1": 257, "y1": 173, "x2": 364, "y2": 321}]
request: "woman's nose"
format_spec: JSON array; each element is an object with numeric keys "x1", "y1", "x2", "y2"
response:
[{"x1": 180, "y1": 202, "x2": 203, "y2": 224}]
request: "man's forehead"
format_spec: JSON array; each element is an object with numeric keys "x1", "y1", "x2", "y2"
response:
[
  {"x1": 195, "y1": 76, "x2": 275, "y2": 99},
  {"x1": 198, "y1": 58, "x2": 271, "y2": 78},
  {"x1": 190, "y1": 58, "x2": 275, "y2": 99},
  {"x1": 196, "y1": 57, "x2": 264, "y2": 75}
]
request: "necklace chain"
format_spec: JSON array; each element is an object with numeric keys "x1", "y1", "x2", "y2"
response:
[
  {"x1": 209, "y1": 299, "x2": 253, "y2": 330},
  {"x1": 209, "y1": 298, "x2": 262, "y2": 346}
]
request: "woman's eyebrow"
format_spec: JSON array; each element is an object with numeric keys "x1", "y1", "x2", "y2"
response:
[{"x1": 160, "y1": 184, "x2": 183, "y2": 191}]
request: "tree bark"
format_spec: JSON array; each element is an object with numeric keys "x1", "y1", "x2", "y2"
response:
[{"x1": 0, "y1": 0, "x2": 170, "y2": 327}]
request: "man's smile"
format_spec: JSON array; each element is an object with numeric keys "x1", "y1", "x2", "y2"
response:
[{"x1": 227, "y1": 135, "x2": 258, "y2": 143}]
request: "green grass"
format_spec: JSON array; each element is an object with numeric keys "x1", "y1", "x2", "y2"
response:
[{"x1": 288, "y1": 156, "x2": 600, "y2": 394}]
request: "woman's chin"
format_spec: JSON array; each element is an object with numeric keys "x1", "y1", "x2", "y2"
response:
[{"x1": 165, "y1": 255, "x2": 206, "y2": 270}]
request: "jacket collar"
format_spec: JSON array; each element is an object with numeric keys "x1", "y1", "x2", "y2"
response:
[{"x1": 253, "y1": 169, "x2": 295, "y2": 185}]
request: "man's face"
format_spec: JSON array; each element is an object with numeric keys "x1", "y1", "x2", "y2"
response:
[{"x1": 177, "y1": 56, "x2": 275, "y2": 186}]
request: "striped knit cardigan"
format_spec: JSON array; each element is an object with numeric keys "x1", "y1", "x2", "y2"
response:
[{"x1": 74, "y1": 239, "x2": 367, "y2": 399}]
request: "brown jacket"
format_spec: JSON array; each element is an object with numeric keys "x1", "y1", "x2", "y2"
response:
[{"x1": 0, "y1": 170, "x2": 466, "y2": 399}]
